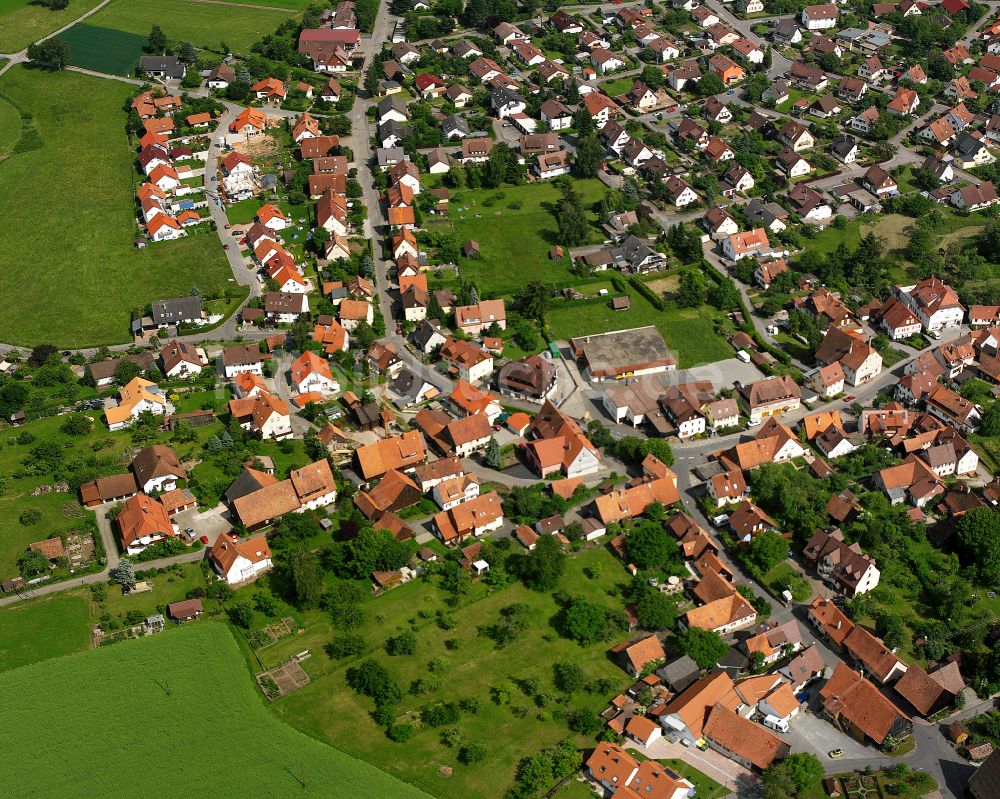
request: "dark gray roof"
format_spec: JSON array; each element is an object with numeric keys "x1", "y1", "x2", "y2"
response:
[
  {"x1": 223, "y1": 467, "x2": 273, "y2": 507},
  {"x1": 139, "y1": 55, "x2": 186, "y2": 78},
  {"x1": 656, "y1": 655, "x2": 701, "y2": 691},
  {"x1": 151, "y1": 295, "x2": 202, "y2": 325}
]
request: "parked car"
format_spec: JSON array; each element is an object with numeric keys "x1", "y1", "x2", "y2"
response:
[{"x1": 828, "y1": 749, "x2": 844, "y2": 759}]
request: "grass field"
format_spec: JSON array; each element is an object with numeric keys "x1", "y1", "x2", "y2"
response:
[
  {"x1": 600, "y1": 77, "x2": 634, "y2": 97},
  {"x1": 546, "y1": 290, "x2": 732, "y2": 369},
  {"x1": 0, "y1": 0, "x2": 103, "y2": 52},
  {"x1": 0, "y1": 593, "x2": 90, "y2": 672},
  {"x1": 269, "y1": 547, "x2": 637, "y2": 799},
  {"x1": 0, "y1": 67, "x2": 232, "y2": 346},
  {"x1": 427, "y1": 180, "x2": 607, "y2": 297},
  {"x1": 59, "y1": 22, "x2": 147, "y2": 75},
  {"x1": 0, "y1": 93, "x2": 20, "y2": 161},
  {"x1": 0, "y1": 623, "x2": 434, "y2": 799},
  {"x1": 84, "y1": 0, "x2": 295, "y2": 53}
]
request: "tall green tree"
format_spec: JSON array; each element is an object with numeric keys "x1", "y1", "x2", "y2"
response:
[
  {"x1": 676, "y1": 627, "x2": 727, "y2": 669},
  {"x1": 147, "y1": 25, "x2": 167, "y2": 54},
  {"x1": 26, "y1": 39, "x2": 69, "y2": 71}
]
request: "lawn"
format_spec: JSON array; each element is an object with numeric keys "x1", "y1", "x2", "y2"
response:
[
  {"x1": 0, "y1": 67, "x2": 232, "y2": 346},
  {"x1": 269, "y1": 546, "x2": 637, "y2": 799},
  {"x1": 0, "y1": 593, "x2": 90, "y2": 672},
  {"x1": 0, "y1": 623, "x2": 433, "y2": 799},
  {"x1": 83, "y1": 0, "x2": 295, "y2": 53},
  {"x1": 546, "y1": 290, "x2": 733, "y2": 369},
  {"x1": 600, "y1": 77, "x2": 635, "y2": 98},
  {"x1": 59, "y1": 23, "x2": 147, "y2": 75},
  {"x1": 426, "y1": 179, "x2": 607, "y2": 297},
  {"x1": 0, "y1": 0, "x2": 103, "y2": 52},
  {"x1": 763, "y1": 562, "x2": 812, "y2": 603}
]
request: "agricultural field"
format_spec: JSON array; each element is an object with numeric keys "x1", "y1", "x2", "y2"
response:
[
  {"x1": 268, "y1": 546, "x2": 637, "y2": 799},
  {"x1": 0, "y1": 623, "x2": 433, "y2": 799},
  {"x1": 83, "y1": 0, "x2": 295, "y2": 53},
  {"x1": 59, "y1": 22, "x2": 147, "y2": 75},
  {"x1": 0, "y1": 593, "x2": 90, "y2": 672},
  {"x1": 546, "y1": 288, "x2": 733, "y2": 369},
  {"x1": 0, "y1": 0, "x2": 102, "y2": 52},
  {"x1": 426, "y1": 179, "x2": 607, "y2": 298},
  {"x1": 0, "y1": 67, "x2": 232, "y2": 346}
]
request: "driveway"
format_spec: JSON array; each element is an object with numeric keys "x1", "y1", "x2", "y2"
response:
[
  {"x1": 630, "y1": 738, "x2": 756, "y2": 795},
  {"x1": 172, "y1": 503, "x2": 232, "y2": 541}
]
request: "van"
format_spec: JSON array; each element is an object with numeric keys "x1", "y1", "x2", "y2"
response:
[
  {"x1": 736, "y1": 349, "x2": 751, "y2": 363},
  {"x1": 712, "y1": 513, "x2": 730, "y2": 528}
]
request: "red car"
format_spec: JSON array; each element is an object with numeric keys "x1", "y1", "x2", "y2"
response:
[
  {"x1": 665, "y1": 105, "x2": 677, "y2": 113},
  {"x1": 844, "y1": 395, "x2": 856, "y2": 402}
]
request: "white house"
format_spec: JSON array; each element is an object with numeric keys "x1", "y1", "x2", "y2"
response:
[
  {"x1": 210, "y1": 533, "x2": 273, "y2": 585},
  {"x1": 290, "y1": 351, "x2": 340, "y2": 395},
  {"x1": 432, "y1": 474, "x2": 481, "y2": 510},
  {"x1": 801, "y1": 3, "x2": 838, "y2": 30}
]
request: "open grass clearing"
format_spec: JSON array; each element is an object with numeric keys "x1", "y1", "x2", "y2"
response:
[
  {"x1": 426, "y1": 179, "x2": 607, "y2": 297},
  {"x1": 269, "y1": 546, "x2": 636, "y2": 799},
  {"x1": 0, "y1": 622, "x2": 432, "y2": 798},
  {"x1": 59, "y1": 22, "x2": 147, "y2": 75},
  {"x1": 0, "y1": 0, "x2": 103, "y2": 52},
  {"x1": 0, "y1": 593, "x2": 91, "y2": 672},
  {"x1": 0, "y1": 67, "x2": 232, "y2": 346},
  {"x1": 600, "y1": 77, "x2": 634, "y2": 97},
  {"x1": 546, "y1": 289, "x2": 733, "y2": 369},
  {"x1": 763, "y1": 562, "x2": 811, "y2": 603},
  {"x1": 84, "y1": 0, "x2": 295, "y2": 53}
]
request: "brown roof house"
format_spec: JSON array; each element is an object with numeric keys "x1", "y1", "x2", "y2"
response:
[
  {"x1": 209, "y1": 533, "x2": 273, "y2": 585},
  {"x1": 611, "y1": 634, "x2": 667, "y2": 677},
  {"x1": 820, "y1": 663, "x2": 912, "y2": 748}
]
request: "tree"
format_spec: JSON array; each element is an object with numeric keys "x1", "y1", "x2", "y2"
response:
[
  {"x1": 178, "y1": 41, "x2": 197, "y2": 63},
  {"x1": 288, "y1": 547, "x2": 324, "y2": 609},
  {"x1": 956, "y1": 507, "x2": 1000, "y2": 583},
  {"x1": 348, "y1": 528, "x2": 409, "y2": 578},
  {"x1": 485, "y1": 437, "x2": 502, "y2": 469},
  {"x1": 385, "y1": 631, "x2": 417, "y2": 656},
  {"x1": 635, "y1": 591, "x2": 677, "y2": 630},
  {"x1": 113, "y1": 358, "x2": 142, "y2": 385},
  {"x1": 229, "y1": 600, "x2": 254, "y2": 628},
  {"x1": 459, "y1": 742, "x2": 487, "y2": 764},
  {"x1": 517, "y1": 534, "x2": 565, "y2": 591},
  {"x1": 763, "y1": 753, "x2": 824, "y2": 798},
  {"x1": 675, "y1": 268, "x2": 706, "y2": 308},
  {"x1": 627, "y1": 521, "x2": 675, "y2": 571},
  {"x1": 359, "y1": 253, "x2": 376, "y2": 279},
  {"x1": 26, "y1": 39, "x2": 69, "y2": 70},
  {"x1": 676, "y1": 627, "x2": 727, "y2": 670},
  {"x1": 572, "y1": 135, "x2": 603, "y2": 178},
  {"x1": 346, "y1": 659, "x2": 403, "y2": 706},
  {"x1": 109, "y1": 558, "x2": 137, "y2": 589},
  {"x1": 514, "y1": 280, "x2": 551, "y2": 323},
  {"x1": 17, "y1": 547, "x2": 49, "y2": 578},
  {"x1": 556, "y1": 199, "x2": 588, "y2": 246},
  {"x1": 707, "y1": 278, "x2": 741, "y2": 311},
  {"x1": 553, "y1": 661, "x2": 586, "y2": 693},
  {"x1": 980, "y1": 402, "x2": 1000, "y2": 436},
  {"x1": 60, "y1": 413, "x2": 92, "y2": 436},
  {"x1": 147, "y1": 25, "x2": 167, "y2": 54},
  {"x1": 562, "y1": 597, "x2": 619, "y2": 644},
  {"x1": 697, "y1": 73, "x2": 725, "y2": 96},
  {"x1": 745, "y1": 531, "x2": 788, "y2": 573}
]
